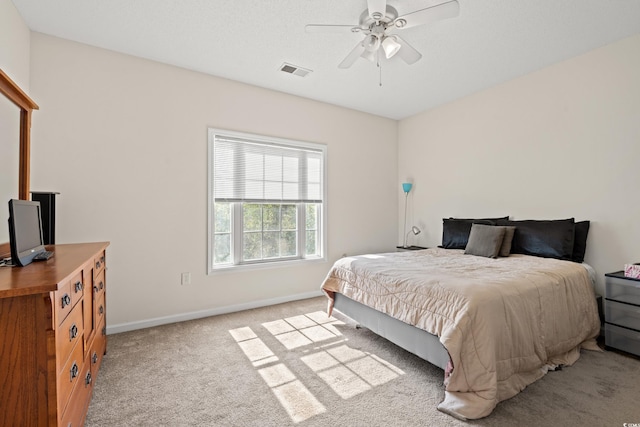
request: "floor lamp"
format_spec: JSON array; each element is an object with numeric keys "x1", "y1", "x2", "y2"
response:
[{"x1": 402, "y1": 183, "x2": 412, "y2": 247}]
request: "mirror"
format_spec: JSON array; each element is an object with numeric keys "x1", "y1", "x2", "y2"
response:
[
  {"x1": 0, "y1": 69, "x2": 38, "y2": 256},
  {"x1": 0, "y1": 96, "x2": 20, "y2": 244}
]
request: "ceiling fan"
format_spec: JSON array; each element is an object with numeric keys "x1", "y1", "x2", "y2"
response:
[{"x1": 305, "y1": 0, "x2": 460, "y2": 69}]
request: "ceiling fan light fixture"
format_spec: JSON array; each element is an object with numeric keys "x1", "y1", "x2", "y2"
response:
[
  {"x1": 361, "y1": 49, "x2": 377, "y2": 62},
  {"x1": 381, "y1": 36, "x2": 401, "y2": 59},
  {"x1": 394, "y1": 18, "x2": 407, "y2": 28},
  {"x1": 363, "y1": 34, "x2": 381, "y2": 51}
]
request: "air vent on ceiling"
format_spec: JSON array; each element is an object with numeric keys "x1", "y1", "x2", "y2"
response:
[{"x1": 279, "y1": 63, "x2": 312, "y2": 78}]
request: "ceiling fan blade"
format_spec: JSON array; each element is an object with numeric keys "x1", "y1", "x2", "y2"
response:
[
  {"x1": 338, "y1": 41, "x2": 366, "y2": 69},
  {"x1": 394, "y1": 0, "x2": 459, "y2": 30},
  {"x1": 394, "y1": 36, "x2": 422, "y2": 65},
  {"x1": 367, "y1": 0, "x2": 387, "y2": 20},
  {"x1": 305, "y1": 24, "x2": 361, "y2": 33}
]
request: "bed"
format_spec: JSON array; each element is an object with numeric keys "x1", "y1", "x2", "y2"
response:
[{"x1": 320, "y1": 218, "x2": 601, "y2": 420}]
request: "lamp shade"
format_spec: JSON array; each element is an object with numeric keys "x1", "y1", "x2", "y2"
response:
[
  {"x1": 382, "y1": 36, "x2": 402, "y2": 59},
  {"x1": 363, "y1": 34, "x2": 381, "y2": 52},
  {"x1": 360, "y1": 49, "x2": 377, "y2": 62},
  {"x1": 402, "y1": 182, "x2": 412, "y2": 193}
]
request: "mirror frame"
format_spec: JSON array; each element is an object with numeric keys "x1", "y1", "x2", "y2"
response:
[{"x1": 0, "y1": 68, "x2": 39, "y2": 256}]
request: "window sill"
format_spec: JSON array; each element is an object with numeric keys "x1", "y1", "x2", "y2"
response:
[{"x1": 208, "y1": 256, "x2": 327, "y2": 275}]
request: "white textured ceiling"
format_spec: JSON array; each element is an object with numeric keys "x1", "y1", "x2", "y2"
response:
[{"x1": 11, "y1": 0, "x2": 640, "y2": 120}]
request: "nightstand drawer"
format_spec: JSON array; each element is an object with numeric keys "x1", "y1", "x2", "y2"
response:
[
  {"x1": 605, "y1": 323, "x2": 640, "y2": 356},
  {"x1": 605, "y1": 275, "x2": 640, "y2": 306},
  {"x1": 605, "y1": 300, "x2": 640, "y2": 330}
]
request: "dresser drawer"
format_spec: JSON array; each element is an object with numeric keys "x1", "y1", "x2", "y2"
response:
[
  {"x1": 69, "y1": 271, "x2": 85, "y2": 310},
  {"x1": 55, "y1": 280, "x2": 74, "y2": 325},
  {"x1": 94, "y1": 269, "x2": 106, "y2": 298},
  {"x1": 605, "y1": 300, "x2": 640, "y2": 330},
  {"x1": 91, "y1": 317, "x2": 107, "y2": 379},
  {"x1": 56, "y1": 303, "x2": 85, "y2": 374},
  {"x1": 605, "y1": 323, "x2": 640, "y2": 356},
  {"x1": 94, "y1": 251, "x2": 106, "y2": 275},
  {"x1": 60, "y1": 352, "x2": 93, "y2": 427},
  {"x1": 95, "y1": 289, "x2": 106, "y2": 326},
  {"x1": 58, "y1": 338, "x2": 84, "y2": 415},
  {"x1": 605, "y1": 275, "x2": 640, "y2": 306}
]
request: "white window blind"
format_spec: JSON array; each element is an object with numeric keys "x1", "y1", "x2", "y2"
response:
[{"x1": 213, "y1": 135, "x2": 323, "y2": 204}]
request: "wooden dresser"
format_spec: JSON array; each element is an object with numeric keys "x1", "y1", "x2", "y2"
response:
[{"x1": 0, "y1": 242, "x2": 109, "y2": 426}]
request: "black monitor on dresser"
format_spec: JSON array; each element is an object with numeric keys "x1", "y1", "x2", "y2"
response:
[{"x1": 8, "y1": 199, "x2": 46, "y2": 267}]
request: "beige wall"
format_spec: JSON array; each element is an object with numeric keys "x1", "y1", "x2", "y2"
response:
[
  {"x1": 0, "y1": 0, "x2": 30, "y2": 88},
  {"x1": 29, "y1": 33, "x2": 398, "y2": 331},
  {"x1": 0, "y1": 0, "x2": 31, "y2": 245},
  {"x1": 399, "y1": 34, "x2": 640, "y2": 296}
]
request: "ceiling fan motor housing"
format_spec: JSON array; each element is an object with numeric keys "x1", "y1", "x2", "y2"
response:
[{"x1": 359, "y1": 5, "x2": 399, "y2": 30}]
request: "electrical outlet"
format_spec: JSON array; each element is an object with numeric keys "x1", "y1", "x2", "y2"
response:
[{"x1": 181, "y1": 272, "x2": 191, "y2": 285}]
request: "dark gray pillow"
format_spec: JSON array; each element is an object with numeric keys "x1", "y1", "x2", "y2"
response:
[
  {"x1": 441, "y1": 216, "x2": 509, "y2": 249},
  {"x1": 464, "y1": 224, "x2": 506, "y2": 258},
  {"x1": 572, "y1": 221, "x2": 590, "y2": 263},
  {"x1": 496, "y1": 218, "x2": 575, "y2": 260},
  {"x1": 497, "y1": 226, "x2": 516, "y2": 257}
]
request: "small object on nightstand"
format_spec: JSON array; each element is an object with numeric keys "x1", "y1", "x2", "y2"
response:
[
  {"x1": 604, "y1": 271, "x2": 640, "y2": 356},
  {"x1": 396, "y1": 245, "x2": 428, "y2": 252},
  {"x1": 624, "y1": 263, "x2": 640, "y2": 279}
]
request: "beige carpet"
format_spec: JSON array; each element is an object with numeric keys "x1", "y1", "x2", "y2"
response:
[{"x1": 86, "y1": 297, "x2": 640, "y2": 426}]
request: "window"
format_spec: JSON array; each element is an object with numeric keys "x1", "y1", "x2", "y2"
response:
[{"x1": 208, "y1": 129, "x2": 326, "y2": 271}]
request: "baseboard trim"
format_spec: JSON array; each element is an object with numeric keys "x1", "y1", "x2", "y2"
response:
[{"x1": 107, "y1": 290, "x2": 324, "y2": 334}]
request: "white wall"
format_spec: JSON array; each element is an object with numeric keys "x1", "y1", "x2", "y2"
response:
[
  {"x1": 0, "y1": 0, "x2": 30, "y2": 89},
  {"x1": 0, "y1": 0, "x2": 31, "y2": 246},
  {"x1": 29, "y1": 33, "x2": 398, "y2": 330},
  {"x1": 399, "y1": 34, "x2": 640, "y2": 296}
]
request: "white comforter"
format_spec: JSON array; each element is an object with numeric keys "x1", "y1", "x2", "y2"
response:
[{"x1": 321, "y1": 248, "x2": 600, "y2": 420}]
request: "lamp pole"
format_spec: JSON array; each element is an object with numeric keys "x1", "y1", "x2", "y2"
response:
[{"x1": 401, "y1": 183, "x2": 412, "y2": 248}]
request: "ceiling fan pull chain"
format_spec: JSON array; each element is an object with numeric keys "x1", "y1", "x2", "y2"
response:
[{"x1": 378, "y1": 51, "x2": 383, "y2": 87}]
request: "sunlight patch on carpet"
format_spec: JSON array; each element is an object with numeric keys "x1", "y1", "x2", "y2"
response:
[
  {"x1": 229, "y1": 311, "x2": 404, "y2": 423},
  {"x1": 302, "y1": 344, "x2": 405, "y2": 398},
  {"x1": 257, "y1": 363, "x2": 326, "y2": 421},
  {"x1": 229, "y1": 328, "x2": 279, "y2": 367},
  {"x1": 271, "y1": 380, "x2": 326, "y2": 423}
]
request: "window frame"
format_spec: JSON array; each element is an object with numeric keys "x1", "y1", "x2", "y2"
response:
[{"x1": 207, "y1": 128, "x2": 327, "y2": 273}]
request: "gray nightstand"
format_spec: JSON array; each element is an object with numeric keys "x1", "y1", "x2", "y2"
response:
[
  {"x1": 396, "y1": 246, "x2": 428, "y2": 252},
  {"x1": 604, "y1": 271, "x2": 640, "y2": 356}
]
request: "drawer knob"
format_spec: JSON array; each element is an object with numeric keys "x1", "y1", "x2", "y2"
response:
[
  {"x1": 85, "y1": 371, "x2": 92, "y2": 387},
  {"x1": 70, "y1": 362, "x2": 79, "y2": 381},
  {"x1": 92, "y1": 352, "x2": 98, "y2": 364},
  {"x1": 74, "y1": 281, "x2": 84, "y2": 293},
  {"x1": 69, "y1": 324, "x2": 78, "y2": 341},
  {"x1": 96, "y1": 261, "x2": 101, "y2": 269},
  {"x1": 99, "y1": 281, "x2": 104, "y2": 290},
  {"x1": 61, "y1": 293, "x2": 71, "y2": 308},
  {"x1": 102, "y1": 326, "x2": 107, "y2": 336},
  {"x1": 99, "y1": 305, "x2": 104, "y2": 315}
]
